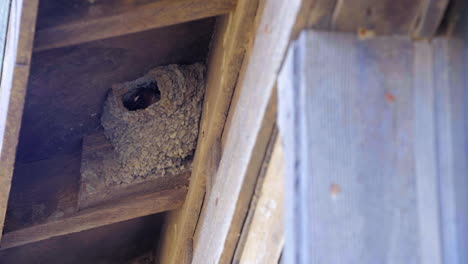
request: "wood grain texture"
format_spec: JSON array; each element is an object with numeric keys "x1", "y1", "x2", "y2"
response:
[
  {"x1": 301, "y1": 0, "x2": 448, "y2": 37},
  {"x1": 0, "y1": 214, "x2": 164, "y2": 264},
  {"x1": 331, "y1": 0, "x2": 423, "y2": 34},
  {"x1": 4, "y1": 154, "x2": 81, "y2": 233},
  {"x1": 235, "y1": 137, "x2": 284, "y2": 264},
  {"x1": 0, "y1": 0, "x2": 38, "y2": 241},
  {"x1": 306, "y1": 0, "x2": 338, "y2": 29},
  {"x1": 204, "y1": 86, "x2": 277, "y2": 264},
  {"x1": 412, "y1": 0, "x2": 450, "y2": 37},
  {"x1": 190, "y1": 0, "x2": 301, "y2": 262},
  {"x1": 156, "y1": 1, "x2": 261, "y2": 263},
  {"x1": 1, "y1": 186, "x2": 187, "y2": 250},
  {"x1": 278, "y1": 29, "x2": 468, "y2": 264},
  {"x1": 33, "y1": 0, "x2": 236, "y2": 51},
  {"x1": 16, "y1": 18, "x2": 214, "y2": 164}
]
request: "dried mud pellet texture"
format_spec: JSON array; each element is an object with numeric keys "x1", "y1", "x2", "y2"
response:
[{"x1": 100, "y1": 63, "x2": 205, "y2": 185}]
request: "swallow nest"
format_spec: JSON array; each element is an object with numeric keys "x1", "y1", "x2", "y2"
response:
[{"x1": 100, "y1": 63, "x2": 205, "y2": 185}]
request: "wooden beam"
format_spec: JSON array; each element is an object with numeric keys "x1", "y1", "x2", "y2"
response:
[
  {"x1": 302, "y1": 0, "x2": 448, "y2": 38},
  {"x1": 197, "y1": 86, "x2": 278, "y2": 263},
  {"x1": 0, "y1": 186, "x2": 187, "y2": 249},
  {"x1": 0, "y1": 0, "x2": 38, "y2": 241},
  {"x1": 155, "y1": 0, "x2": 261, "y2": 263},
  {"x1": 412, "y1": 0, "x2": 451, "y2": 37},
  {"x1": 233, "y1": 136, "x2": 285, "y2": 264},
  {"x1": 33, "y1": 0, "x2": 236, "y2": 52},
  {"x1": 190, "y1": 0, "x2": 301, "y2": 262}
]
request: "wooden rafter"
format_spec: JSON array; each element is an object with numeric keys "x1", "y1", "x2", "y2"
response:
[
  {"x1": 191, "y1": 0, "x2": 301, "y2": 262},
  {"x1": 33, "y1": 0, "x2": 236, "y2": 52},
  {"x1": 1, "y1": 186, "x2": 187, "y2": 249},
  {"x1": 157, "y1": 0, "x2": 302, "y2": 262},
  {"x1": 1, "y1": 132, "x2": 190, "y2": 249},
  {"x1": 233, "y1": 135, "x2": 285, "y2": 264},
  {"x1": 156, "y1": 0, "x2": 260, "y2": 262},
  {"x1": 0, "y1": 0, "x2": 39, "y2": 242},
  {"x1": 303, "y1": 0, "x2": 449, "y2": 37}
]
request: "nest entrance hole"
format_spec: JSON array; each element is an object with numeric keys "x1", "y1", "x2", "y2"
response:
[{"x1": 122, "y1": 81, "x2": 161, "y2": 111}]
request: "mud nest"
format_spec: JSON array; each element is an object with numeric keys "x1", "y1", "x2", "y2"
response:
[{"x1": 100, "y1": 63, "x2": 205, "y2": 185}]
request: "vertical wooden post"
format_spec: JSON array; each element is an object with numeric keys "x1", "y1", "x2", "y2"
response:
[{"x1": 0, "y1": 0, "x2": 38, "y2": 240}]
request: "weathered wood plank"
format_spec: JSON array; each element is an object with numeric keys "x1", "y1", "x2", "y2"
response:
[
  {"x1": 0, "y1": 214, "x2": 164, "y2": 264},
  {"x1": 4, "y1": 154, "x2": 81, "y2": 233},
  {"x1": 0, "y1": 186, "x2": 187, "y2": 249},
  {"x1": 33, "y1": 0, "x2": 236, "y2": 52},
  {"x1": 412, "y1": 0, "x2": 450, "y2": 37},
  {"x1": 156, "y1": 0, "x2": 261, "y2": 263},
  {"x1": 332, "y1": 0, "x2": 423, "y2": 35},
  {"x1": 0, "y1": 0, "x2": 38, "y2": 241},
  {"x1": 0, "y1": 0, "x2": 11, "y2": 78},
  {"x1": 234, "y1": 137, "x2": 285, "y2": 264},
  {"x1": 302, "y1": 0, "x2": 448, "y2": 37},
  {"x1": 201, "y1": 86, "x2": 277, "y2": 263},
  {"x1": 190, "y1": 0, "x2": 301, "y2": 262},
  {"x1": 278, "y1": 29, "x2": 468, "y2": 264}
]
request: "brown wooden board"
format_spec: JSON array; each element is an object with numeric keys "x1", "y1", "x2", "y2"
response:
[
  {"x1": 4, "y1": 17, "x2": 214, "y2": 238},
  {"x1": 303, "y1": 0, "x2": 448, "y2": 38},
  {"x1": 33, "y1": 0, "x2": 236, "y2": 51},
  {"x1": 4, "y1": 153, "x2": 81, "y2": 233},
  {"x1": 1, "y1": 185, "x2": 187, "y2": 249},
  {"x1": 156, "y1": 1, "x2": 261, "y2": 263},
  {"x1": 0, "y1": 214, "x2": 164, "y2": 264},
  {"x1": 234, "y1": 137, "x2": 284, "y2": 264},
  {"x1": 200, "y1": 88, "x2": 277, "y2": 263},
  {"x1": 190, "y1": 0, "x2": 301, "y2": 262},
  {"x1": 16, "y1": 18, "x2": 215, "y2": 164},
  {"x1": 3, "y1": 17, "x2": 214, "y2": 255},
  {"x1": 0, "y1": 0, "x2": 39, "y2": 241}
]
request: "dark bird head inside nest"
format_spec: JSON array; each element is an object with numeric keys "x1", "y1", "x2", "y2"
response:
[{"x1": 122, "y1": 81, "x2": 161, "y2": 111}]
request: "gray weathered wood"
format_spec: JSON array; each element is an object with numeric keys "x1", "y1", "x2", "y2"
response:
[
  {"x1": 34, "y1": 0, "x2": 235, "y2": 51},
  {"x1": 0, "y1": 0, "x2": 11, "y2": 79},
  {"x1": 279, "y1": 30, "x2": 468, "y2": 264},
  {"x1": 156, "y1": 1, "x2": 262, "y2": 262},
  {"x1": 303, "y1": 0, "x2": 448, "y2": 37},
  {"x1": 190, "y1": 0, "x2": 302, "y2": 262},
  {"x1": 236, "y1": 137, "x2": 285, "y2": 264},
  {"x1": 0, "y1": 0, "x2": 38, "y2": 241},
  {"x1": 412, "y1": 0, "x2": 450, "y2": 37}
]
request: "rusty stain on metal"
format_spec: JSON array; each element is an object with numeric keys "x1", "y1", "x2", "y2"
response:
[
  {"x1": 357, "y1": 27, "x2": 375, "y2": 40},
  {"x1": 330, "y1": 183, "x2": 341, "y2": 198},
  {"x1": 385, "y1": 91, "x2": 395, "y2": 103}
]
